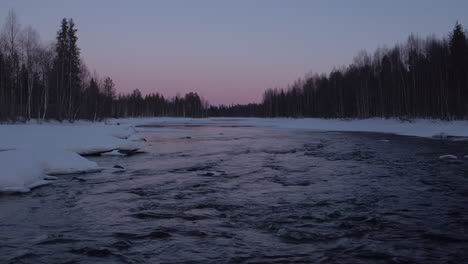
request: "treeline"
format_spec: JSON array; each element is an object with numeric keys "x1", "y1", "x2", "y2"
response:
[
  {"x1": 0, "y1": 11, "x2": 206, "y2": 121},
  {"x1": 1, "y1": 10, "x2": 467, "y2": 121},
  {"x1": 210, "y1": 23, "x2": 468, "y2": 119},
  {"x1": 113, "y1": 90, "x2": 208, "y2": 118}
]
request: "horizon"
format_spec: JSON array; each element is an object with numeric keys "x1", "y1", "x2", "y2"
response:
[{"x1": 1, "y1": 0, "x2": 467, "y2": 105}]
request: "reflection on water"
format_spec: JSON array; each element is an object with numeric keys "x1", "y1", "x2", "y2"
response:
[{"x1": 1, "y1": 123, "x2": 468, "y2": 263}]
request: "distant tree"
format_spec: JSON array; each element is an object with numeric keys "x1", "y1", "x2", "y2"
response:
[
  {"x1": 1, "y1": 10, "x2": 21, "y2": 119},
  {"x1": 36, "y1": 43, "x2": 54, "y2": 120},
  {"x1": 448, "y1": 22, "x2": 468, "y2": 116},
  {"x1": 84, "y1": 77, "x2": 100, "y2": 120},
  {"x1": 66, "y1": 19, "x2": 81, "y2": 120},
  {"x1": 52, "y1": 18, "x2": 68, "y2": 120},
  {"x1": 102, "y1": 76, "x2": 115, "y2": 117},
  {"x1": 20, "y1": 26, "x2": 40, "y2": 119}
]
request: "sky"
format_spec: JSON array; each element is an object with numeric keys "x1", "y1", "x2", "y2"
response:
[{"x1": 0, "y1": 0, "x2": 467, "y2": 105}]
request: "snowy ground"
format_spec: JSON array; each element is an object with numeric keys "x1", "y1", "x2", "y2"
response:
[{"x1": 1, "y1": 117, "x2": 467, "y2": 193}]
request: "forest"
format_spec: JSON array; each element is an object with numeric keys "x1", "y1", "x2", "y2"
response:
[
  {"x1": 0, "y1": 11, "x2": 207, "y2": 121},
  {"x1": 0, "y1": 10, "x2": 467, "y2": 121},
  {"x1": 211, "y1": 23, "x2": 468, "y2": 119}
]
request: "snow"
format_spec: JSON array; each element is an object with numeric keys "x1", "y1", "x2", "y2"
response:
[
  {"x1": 0, "y1": 149, "x2": 102, "y2": 193},
  {"x1": 0, "y1": 120, "x2": 144, "y2": 193},
  {"x1": 439, "y1": 154, "x2": 458, "y2": 160},
  {"x1": 0, "y1": 150, "x2": 50, "y2": 193},
  {"x1": 41, "y1": 150, "x2": 101, "y2": 175},
  {"x1": 0, "y1": 149, "x2": 99, "y2": 193},
  {"x1": 127, "y1": 133, "x2": 146, "y2": 141},
  {"x1": 101, "y1": 150, "x2": 127, "y2": 156},
  {"x1": 432, "y1": 132, "x2": 449, "y2": 139},
  {"x1": 107, "y1": 117, "x2": 468, "y2": 138},
  {"x1": 243, "y1": 118, "x2": 468, "y2": 138},
  {"x1": 0, "y1": 121, "x2": 140, "y2": 155}
]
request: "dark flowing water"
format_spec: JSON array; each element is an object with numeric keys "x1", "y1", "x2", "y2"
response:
[{"x1": 1, "y1": 122, "x2": 468, "y2": 264}]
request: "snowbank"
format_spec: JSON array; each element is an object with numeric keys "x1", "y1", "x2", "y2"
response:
[
  {"x1": 107, "y1": 117, "x2": 468, "y2": 138},
  {"x1": 248, "y1": 118, "x2": 468, "y2": 138},
  {"x1": 0, "y1": 121, "x2": 143, "y2": 193},
  {"x1": 0, "y1": 150, "x2": 49, "y2": 193},
  {"x1": 0, "y1": 149, "x2": 100, "y2": 193},
  {"x1": 0, "y1": 122, "x2": 140, "y2": 155}
]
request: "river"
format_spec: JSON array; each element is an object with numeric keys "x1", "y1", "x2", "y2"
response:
[{"x1": 1, "y1": 121, "x2": 467, "y2": 263}]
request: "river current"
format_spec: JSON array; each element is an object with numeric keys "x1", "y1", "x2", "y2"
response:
[{"x1": 1, "y1": 121, "x2": 467, "y2": 263}]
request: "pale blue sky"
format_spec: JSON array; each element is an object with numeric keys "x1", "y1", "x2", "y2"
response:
[{"x1": 0, "y1": 0, "x2": 466, "y2": 104}]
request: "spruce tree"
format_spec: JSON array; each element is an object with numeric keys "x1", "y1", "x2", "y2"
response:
[
  {"x1": 53, "y1": 18, "x2": 68, "y2": 120},
  {"x1": 449, "y1": 22, "x2": 468, "y2": 116},
  {"x1": 66, "y1": 18, "x2": 81, "y2": 120}
]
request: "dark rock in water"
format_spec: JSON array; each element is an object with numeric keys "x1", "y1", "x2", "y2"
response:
[
  {"x1": 143, "y1": 231, "x2": 171, "y2": 239},
  {"x1": 198, "y1": 171, "x2": 224, "y2": 176},
  {"x1": 118, "y1": 149, "x2": 140, "y2": 156},
  {"x1": 71, "y1": 177, "x2": 86, "y2": 182},
  {"x1": 296, "y1": 180, "x2": 311, "y2": 186},
  {"x1": 81, "y1": 149, "x2": 117, "y2": 157},
  {"x1": 114, "y1": 231, "x2": 171, "y2": 240},
  {"x1": 129, "y1": 212, "x2": 176, "y2": 219},
  {"x1": 113, "y1": 165, "x2": 124, "y2": 169}
]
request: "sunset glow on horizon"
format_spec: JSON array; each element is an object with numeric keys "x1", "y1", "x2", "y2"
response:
[{"x1": 1, "y1": 0, "x2": 466, "y2": 105}]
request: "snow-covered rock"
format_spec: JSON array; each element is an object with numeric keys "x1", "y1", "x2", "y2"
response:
[
  {"x1": 41, "y1": 150, "x2": 101, "y2": 175},
  {"x1": 101, "y1": 150, "x2": 127, "y2": 156},
  {"x1": 127, "y1": 134, "x2": 146, "y2": 141},
  {"x1": 110, "y1": 126, "x2": 137, "y2": 139},
  {"x1": 439, "y1": 154, "x2": 458, "y2": 160}
]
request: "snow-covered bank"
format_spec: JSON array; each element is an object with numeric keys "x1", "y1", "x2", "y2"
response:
[
  {"x1": 246, "y1": 118, "x2": 468, "y2": 138},
  {"x1": 0, "y1": 121, "x2": 139, "y2": 155},
  {"x1": 107, "y1": 117, "x2": 468, "y2": 138},
  {"x1": 0, "y1": 149, "x2": 100, "y2": 193},
  {"x1": 0, "y1": 121, "x2": 143, "y2": 193}
]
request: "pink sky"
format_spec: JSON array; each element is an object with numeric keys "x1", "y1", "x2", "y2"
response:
[{"x1": 1, "y1": 0, "x2": 466, "y2": 105}]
